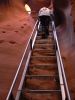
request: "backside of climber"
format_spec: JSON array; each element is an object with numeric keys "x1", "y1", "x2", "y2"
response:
[{"x1": 38, "y1": 7, "x2": 54, "y2": 38}]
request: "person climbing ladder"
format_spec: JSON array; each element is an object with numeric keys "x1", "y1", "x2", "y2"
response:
[{"x1": 38, "y1": 7, "x2": 54, "y2": 38}]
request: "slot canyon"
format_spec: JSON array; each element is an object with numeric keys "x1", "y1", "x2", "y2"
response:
[{"x1": 0, "y1": 0, "x2": 75, "y2": 99}]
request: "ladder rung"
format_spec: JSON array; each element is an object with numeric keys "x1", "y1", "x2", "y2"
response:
[
  {"x1": 32, "y1": 49, "x2": 56, "y2": 52},
  {"x1": 32, "y1": 50, "x2": 55, "y2": 54},
  {"x1": 34, "y1": 44, "x2": 55, "y2": 48},
  {"x1": 36, "y1": 36, "x2": 53, "y2": 40},
  {"x1": 33, "y1": 52, "x2": 55, "y2": 55},
  {"x1": 35, "y1": 41, "x2": 54, "y2": 44},
  {"x1": 21, "y1": 90, "x2": 61, "y2": 93},
  {"x1": 29, "y1": 64, "x2": 57, "y2": 67},
  {"x1": 31, "y1": 56, "x2": 56, "y2": 58},
  {"x1": 35, "y1": 44, "x2": 54, "y2": 46},
  {"x1": 28, "y1": 64, "x2": 57, "y2": 70},
  {"x1": 30, "y1": 56, "x2": 57, "y2": 62},
  {"x1": 36, "y1": 39, "x2": 54, "y2": 42},
  {"x1": 26, "y1": 75, "x2": 59, "y2": 79},
  {"x1": 26, "y1": 74, "x2": 58, "y2": 76},
  {"x1": 37, "y1": 35, "x2": 53, "y2": 38},
  {"x1": 38, "y1": 30, "x2": 53, "y2": 33}
]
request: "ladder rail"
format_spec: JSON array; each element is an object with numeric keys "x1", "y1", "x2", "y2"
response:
[
  {"x1": 52, "y1": 21, "x2": 71, "y2": 100},
  {"x1": 15, "y1": 22, "x2": 40, "y2": 100},
  {"x1": 56, "y1": 51, "x2": 66, "y2": 100},
  {"x1": 6, "y1": 20, "x2": 39, "y2": 100},
  {"x1": 15, "y1": 51, "x2": 31, "y2": 100}
]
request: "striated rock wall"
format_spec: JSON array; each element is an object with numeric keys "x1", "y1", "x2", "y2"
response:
[
  {"x1": 0, "y1": 0, "x2": 35, "y2": 99},
  {"x1": 53, "y1": 0, "x2": 75, "y2": 99}
]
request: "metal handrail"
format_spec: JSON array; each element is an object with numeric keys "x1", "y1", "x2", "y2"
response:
[
  {"x1": 52, "y1": 21, "x2": 71, "y2": 100},
  {"x1": 6, "y1": 20, "x2": 38, "y2": 100},
  {"x1": 15, "y1": 21, "x2": 40, "y2": 100}
]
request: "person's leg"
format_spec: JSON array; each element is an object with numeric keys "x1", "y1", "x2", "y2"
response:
[
  {"x1": 39, "y1": 16, "x2": 45, "y2": 26},
  {"x1": 45, "y1": 16, "x2": 50, "y2": 35},
  {"x1": 45, "y1": 25, "x2": 49, "y2": 35},
  {"x1": 39, "y1": 16, "x2": 45, "y2": 32},
  {"x1": 39, "y1": 16, "x2": 49, "y2": 39}
]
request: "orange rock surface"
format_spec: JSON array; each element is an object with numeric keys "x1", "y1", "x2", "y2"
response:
[{"x1": 0, "y1": 0, "x2": 35, "y2": 99}]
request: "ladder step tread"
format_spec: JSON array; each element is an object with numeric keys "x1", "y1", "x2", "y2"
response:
[
  {"x1": 37, "y1": 34, "x2": 53, "y2": 36},
  {"x1": 36, "y1": 35, "x2": 53, "y2": 38},
  {"x1": 29, "y1": 64, "x2": 57, "y2": 66},
  {"x1": 28, "y1": 65, "x2": 57, "y2": 70},
  {"x1": 37, "y1": 30, "x2": 52, "y2": 33},
  {"x1": 32, "y1": 53, "x2": 56, "y2": 56},
  {"x1": 23, "y1": 92, "x2": 62, "y2": 100},
  {"x1": 26, "y1": 75, "x2": 59, "y2": 77},
  {"x1": 36, "y1": 36, "x2": 53, "y2": 40},
  {"x1": 32, "y1": 51, "x2": 55, "y2": 54},
  {"x1": 35, "y1": 41, "x2": 54, "y2": 43},
  {"x1": 34, "y1": 45, "x2": 55, "y2": 49},
  {"x1": 36, "y1": 39, "x2": 54, "y2": 42},
  {"x1": 34, "y1": 44, "x2": 55, "y2": 45},
  {"x1": 21, "y1": 90, "x2": 61, "y2": 93},
  {"x1": 31, "y1": 55, "x2": 56, "y2": 58},
  {"x1": 26, "y1": 75, "x2": 59, "y2": 80},
  {"x1": 32, "y1": 49, "x2": 56, "y2": 52},
  {"x1": 28, "y1": 64, "x2": 57, "y2": 70},
  {"x1": 29, "y1": 69, "x2": 58, "y2": 75}
]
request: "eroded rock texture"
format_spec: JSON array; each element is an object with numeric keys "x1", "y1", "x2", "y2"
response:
[
  {"x1": 0, "y1": 0, "x2": 35, "y2": 99},
  {"x1": 0, "y1": 0, "x2": 75, "y2": 99}
]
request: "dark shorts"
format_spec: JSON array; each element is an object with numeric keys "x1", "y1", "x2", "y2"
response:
[{"x1": 39, "y1": 16, "x2": 50, "y2": 26}]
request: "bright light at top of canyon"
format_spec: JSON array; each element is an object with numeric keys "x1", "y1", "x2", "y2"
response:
[{"x1": 25, "y1": 4, "x2": 31, "y2": 14}]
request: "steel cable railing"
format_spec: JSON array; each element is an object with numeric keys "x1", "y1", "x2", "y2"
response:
[
  {"x1": 6, "y1": 20, "x2": 39, "y2": 100},
  {"x1": 52, "y1": 21, "x2": 71, "y2": 100}
]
